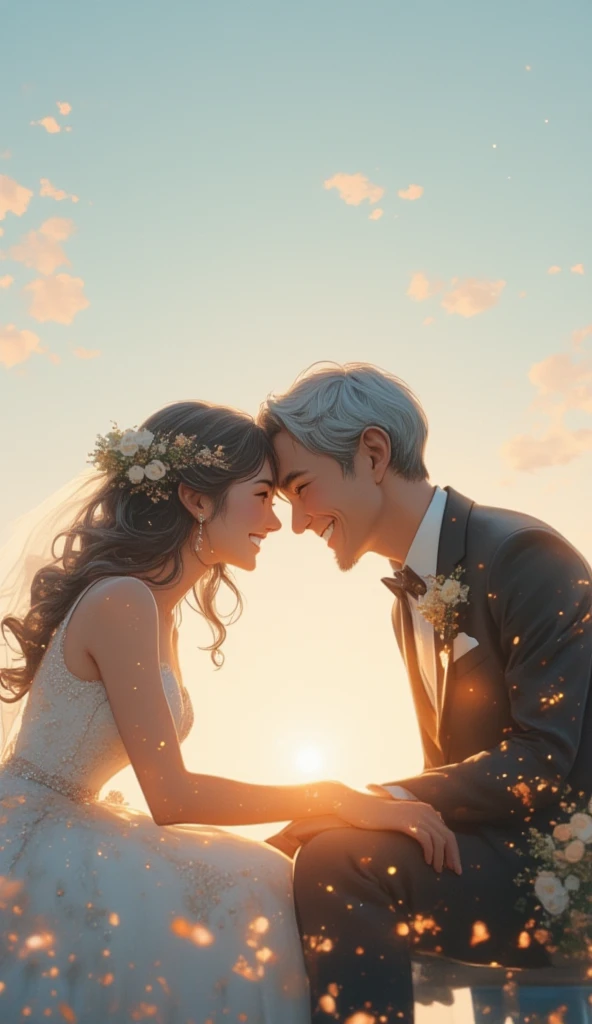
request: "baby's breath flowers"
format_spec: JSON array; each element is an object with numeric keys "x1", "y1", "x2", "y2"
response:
[{"x1": 89, "y1": 425, "x2": 230, "y2": 503}]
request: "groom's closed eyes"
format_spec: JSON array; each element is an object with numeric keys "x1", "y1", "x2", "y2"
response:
[{"x1": 279, "y1": 471, "x2": 310, "y2": 498}]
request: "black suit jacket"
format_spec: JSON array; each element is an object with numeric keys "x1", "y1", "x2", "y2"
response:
[{"x1": 384, "y1": 486, "x2": 592, "y2": 834}]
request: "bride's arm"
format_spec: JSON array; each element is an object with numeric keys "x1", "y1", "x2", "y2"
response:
[
  {"x1": 86, "y1": 576, "x2": 346, "y2": 827},
  {"x1": 86, "y1": 576, "x2": 463, "y2": 871}
]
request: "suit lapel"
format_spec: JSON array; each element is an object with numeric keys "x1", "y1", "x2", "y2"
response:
[{"x1": 435, "y1": 486, "x2": 474, "y2": 756}]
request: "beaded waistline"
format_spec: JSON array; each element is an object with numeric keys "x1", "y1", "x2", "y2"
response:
[{"x1": 1, "y1": 755, "x2": 99, "y2": 804}]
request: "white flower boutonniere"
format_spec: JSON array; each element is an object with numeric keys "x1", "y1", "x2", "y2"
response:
[{"x1": 416, "y1": 564, "x2": 469, "y2": 648}]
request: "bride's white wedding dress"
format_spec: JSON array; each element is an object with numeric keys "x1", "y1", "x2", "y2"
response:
[{"x1": 0, "y1": 582, "x2": 310, "y2": 1023}]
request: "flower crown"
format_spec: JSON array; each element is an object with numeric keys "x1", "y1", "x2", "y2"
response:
[{"x1": 89, "y1": 424, "x2": 231, "y2": 503}]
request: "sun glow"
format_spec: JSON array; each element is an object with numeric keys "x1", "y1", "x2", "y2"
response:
[{"x1": 295, "y1": 746, "x2": 324, "y2": 776}]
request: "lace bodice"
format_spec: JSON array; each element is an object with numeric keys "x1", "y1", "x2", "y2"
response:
[{"x1": 2, "y1": 579, "x2": 194, "y2": 799}]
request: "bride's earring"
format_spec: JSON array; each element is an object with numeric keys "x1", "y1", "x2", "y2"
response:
[{"x1": 195, "y1": 513, "x2": 205, "y2": 553}]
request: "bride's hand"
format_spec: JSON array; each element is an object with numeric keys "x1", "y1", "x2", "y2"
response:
[
  {"x1": 337, "y1": 790, "x2": 462, "y2": 874},
  {"x1": 266, "y1": 815, "x2": 346, "y2": 858}
]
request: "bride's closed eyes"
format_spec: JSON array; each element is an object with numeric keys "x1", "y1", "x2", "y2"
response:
[{"x1": 255, "y1": 489, "x2": 276, "y2": 506}]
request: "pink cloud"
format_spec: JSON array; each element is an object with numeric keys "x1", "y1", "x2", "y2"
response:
[
  {"x1": 56, "y1": 101, "x2": 71, "y2": 116},
  {"x1": 571, "y1": 264, "x2": 585, "y2": 275},
  {"x1": 528, "y1": 352, "x2": 592, "y2": 413},
  {"x1": 398, "y1": 184, "x2": 424, "y2": 201},
  {"x1": 1, "y1": 151, "x2": 11, "y2": 160},
  {"x1": 0, "y1": 275, "x2": 14, "y2": 289},
  {"x1": 547, "y1": 265, "x2": 561, "y2": 275},
  {"x1": 73, "y1": 346, "x2": 101, "y2": 360},
  {"x1": 30, "y1": 116, "x2": 61, "y2": 134},
  {"x1": 502, "y1": 427, "x2": 592, "y2": 471},
  {"x1": 573, "y1": 325, "x2": 592, "y2": 349},
  {"x1": 39, "y1": 217, "x2": 75, "y2": 241},
  {"x1": 0, "y1": 324, "x2": 44, "y2": 369},
  {"x1": 503, "y1": 347, "x2": 592, "y2": 470},
  {"x1": 323, "y1": 172, "x2": 385, "y2": 206},
  {"x1": 422, "y1": 317, "x2": 435, "y2": 326},
  {"x1": 39, "y1": 178, "x2": 79, "y2": 203},
  {"x1": 8, "y1": 218, "x2": 75, "y2": 275},
  {"x1": 369, "y1": 208, "x2": 384, "y2": 221},
  {"x1": 0, "y1": 174, "x2": 34, "y2": 221},
  {"x1": 441, "y1": 278, "x2": 506, "y2": 318},
  {"x1": 407, "y1": 272, "x2": 444, "y2": 302},
  {"x1": 24, "y1": 273, "x2": 89, "y2": 324}
]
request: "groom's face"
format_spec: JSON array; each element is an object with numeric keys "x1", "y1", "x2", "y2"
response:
[{"x1": 273, "y1": 430, "x2": 381, "y2": 571}]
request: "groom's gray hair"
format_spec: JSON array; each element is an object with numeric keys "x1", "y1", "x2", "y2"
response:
[{"x1": 259, "y1": 362, "x2": 429, "y2": 480}]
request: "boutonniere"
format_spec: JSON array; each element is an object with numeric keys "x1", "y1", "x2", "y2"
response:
[{"x1": 416, "y1": 565, "x2": 469, "y2": 648}]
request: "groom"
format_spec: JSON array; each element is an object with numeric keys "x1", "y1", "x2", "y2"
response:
[{"x1": 258, "y1": 362, "x2": 592, "y2": 1024}]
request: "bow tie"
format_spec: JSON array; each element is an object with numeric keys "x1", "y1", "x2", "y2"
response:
[{"x1": 381, "y1": 564, "x2": 427, "y2": 599}]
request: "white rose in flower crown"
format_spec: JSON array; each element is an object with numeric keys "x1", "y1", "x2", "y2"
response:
[
  {"x1": 564, "y1": 838, "x2": 585, "y2": 863},
  {"x1": 135, "y1": 429, "x2": 155, "y2": 449},
  {"x1": 118, "y1": 430, "x2": 141, "y2": 457},
  {"x1": 565, "y1": 875, "x2": 581, "y2": 892},
  {"x1": 440, "y1": 579, "x2": 462, "y2": 605},
  {"x1": 144, "y1": 460, "x2": 167, "y2": 481},
  {"x1": 570, "y1": 813, "x2": 592, "y2": 843},
  {"x1": 534, "y1": 872, "x2": 569, "y2": 916},
  {"x1": 127, "y1": 465, "x2": 145, "y2": 484}
]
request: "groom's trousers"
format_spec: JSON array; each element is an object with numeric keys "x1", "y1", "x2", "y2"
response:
[{"x1": 293, "y1": 825, "x2": 548, "y2": 1024}]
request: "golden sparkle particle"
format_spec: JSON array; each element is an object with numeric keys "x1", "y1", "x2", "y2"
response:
[
  {"x1": 249, "y1": 916, "x2": 270, "y2": 935},
  {"x1": 170, "y1": 917, "x2": 215, "y2": 946},
  {"x1": 470, "y1": 921, "x2": 491, "y2": 946},
  {"x1": 58, "y1": 1006, "x2": 77, "y2": 1023}
]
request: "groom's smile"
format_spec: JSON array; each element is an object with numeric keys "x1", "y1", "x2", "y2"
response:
[{"x1": 320, "y1": 520, "x2": 335, "y2": 543}]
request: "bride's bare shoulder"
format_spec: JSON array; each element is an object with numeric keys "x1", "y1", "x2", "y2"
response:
[
  {"x1": 62, "y1": 577, "x2": 159, "y2": 684},
  {"x1": 84, "y1": 575, "x2": 157, "y2": 613},
  {"x1": 77, "y1": 576, "x2": 159, "y2": 645}
]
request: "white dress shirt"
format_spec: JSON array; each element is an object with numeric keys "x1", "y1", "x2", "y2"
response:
[
  {"x1": 382, "y1": 484, "x2": 447, "y2": 801},
  {"x1": 402, "y1": 484, "x2": 447, "y2": 709}
]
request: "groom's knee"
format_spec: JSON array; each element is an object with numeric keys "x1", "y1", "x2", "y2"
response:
[
  {"x1": 294, "y1": 826, "x2": 357, "y2": 879},
  {"x1": 293, "y1": 826, "x2": 419, "y2": 898}
]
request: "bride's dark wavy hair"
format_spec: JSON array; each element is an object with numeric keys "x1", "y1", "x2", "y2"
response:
[{"x1": 1, "y1": 401, "x2": 277, "y2": 703}]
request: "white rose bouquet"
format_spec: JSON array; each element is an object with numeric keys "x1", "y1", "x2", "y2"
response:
[{"x1": 515, "y1": 794, "x2": 592, "y2": 959}]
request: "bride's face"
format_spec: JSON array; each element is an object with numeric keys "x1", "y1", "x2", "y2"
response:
[{"x1": 202, "y1": 459, "x2": 281, "y2": 571}]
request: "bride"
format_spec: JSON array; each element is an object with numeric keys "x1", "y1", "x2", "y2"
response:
[{"x1": 0, "y1": 399, "x2": 454, "y2": 1023}]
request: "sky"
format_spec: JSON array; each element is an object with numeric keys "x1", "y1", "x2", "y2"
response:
[
  {"x1": 2, "y1": 3, "x2": 590, "y2": 1018},
  {"x1": 0, "y1": 7, "x2": 591, "y2": 1010}
]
